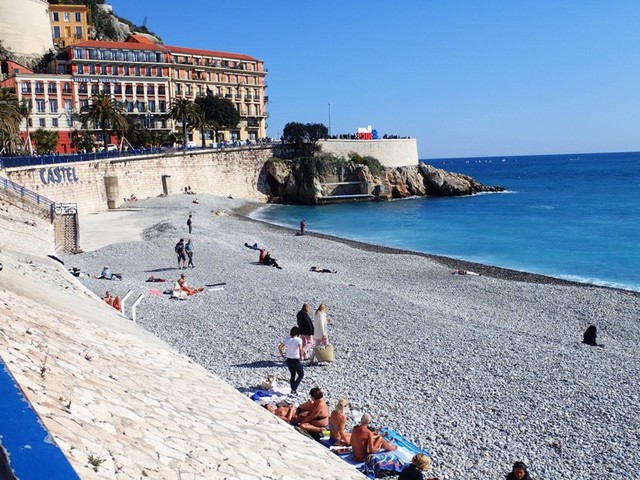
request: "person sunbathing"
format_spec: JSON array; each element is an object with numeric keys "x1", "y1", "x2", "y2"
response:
[
  {"x1": 103, "y1": 291, "x2": 122, "y2": 312},
  {"x1": 350, "y1": 413, "x2": 397, "y2": 462},
  {"x1": 264, "y1": 403, "x2": 297, "y2": 423},
  {"x1": 263, "y1": 251, "x2": 283, "y2": 269},
  {"x1": 310, "y1": 266, "x2": 337, "y2": 273},
  {"x1": 293, "y1": 387, "x2": 329, "y2": 434},
  {"x1": 177, "y1": 273, "x2": 204, "y2": 296},
  {"x1": 329, "y1": 398, "x2": 351, "y2": 446},
  {"x1": 98, "y1": 266, "x2": 122, "y2": 280}
]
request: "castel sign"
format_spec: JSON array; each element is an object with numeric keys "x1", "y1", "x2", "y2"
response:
[{"x1": 40, "y1": 166, "x2": 79, "y2": 185}]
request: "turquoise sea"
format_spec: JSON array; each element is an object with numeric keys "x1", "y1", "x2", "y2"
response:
[{"x1": 251, "y1": 152, "x2": 640, "y2": 292}]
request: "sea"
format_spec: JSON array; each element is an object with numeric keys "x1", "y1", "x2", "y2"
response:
[{"x1": 250, "y1": 152, "x2": 640, "y2": 292}]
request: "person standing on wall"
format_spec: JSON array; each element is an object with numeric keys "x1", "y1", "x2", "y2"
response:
[
  {"x1": 187, "y1": 214, "x2": 193, "y2": 234},
  {"x1": 185, "y1": 238, "x2": 195, "y2": 268}
]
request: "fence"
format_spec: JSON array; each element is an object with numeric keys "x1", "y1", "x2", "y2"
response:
[
  {"x1": 0, "y1": 176, "x2": 79, "y2": 253},
  {"x1": 0, "y1": 147, "x2": 164, "y2": 169}
]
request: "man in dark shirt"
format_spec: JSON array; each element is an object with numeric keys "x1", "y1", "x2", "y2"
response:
[{"x1": 296, "y1": 303, "x2": 314, "y2": 360}]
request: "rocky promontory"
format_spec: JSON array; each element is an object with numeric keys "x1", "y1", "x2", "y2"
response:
[{"x1": 263, "y1": 156, "x2": 504, "y2": 205}]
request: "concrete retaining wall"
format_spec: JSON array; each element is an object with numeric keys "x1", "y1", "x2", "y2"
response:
[
  {"x1": 318, "y1": 138, "x2": 419, "y2": 167},
  {"x1": 4, "y1": 147, "x2": 273, "y2": 214}
]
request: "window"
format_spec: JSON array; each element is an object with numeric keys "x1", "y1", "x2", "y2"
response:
[
  {"x1": 77, "y1": 64, "x2": 84, "y2": 74},
  {"x1": 147, "y1": 85, "x2": 155, "y2": 94},
  {"x1": 65, "y1": 100, "x2": 72, "y2": 111},
  {"x1": 78, "y1": 83, "x2": 87, "y2": 93},
  {"x1": 124, "y1": 65, "x2": 130, "y2": 76},
  {"x1": 112, "y1": 64, "x2": 118, "y2": 75},
  {"x1": 186, "y1": 84, "x2": 191, "y2": 96},
  {"x1": 75, "y1": 27, "x2": 83, "y2": 38},
  {"x1": 135, "y1": 66, "x2": 141, "y2": 76},
  {"x1": 103, "y1": 83, "x2": 111, "y2": 94},
  {"x1": 125, "y1": 101, "x2": 134, "y2": 112},
  {"x1": 156, "y1": 67, "x2": 162, "y2": 77},
  {"x1": 95, "y1": 64, "x2": 102, "y2": 74},
  {"x1": 148, "y1": 100, "x2": 156, "y2": 112},
  {"x1": 75, "y1": 12, "x2": 81, "y2": 22},
  {"x1": 63, "y1": 82, "x2": 71, "y2": 93},
  {"x1": 53, "y1": 26, "x2": 61, "y2": 38},
  {"x1": 91, "y1": 84, "x2": 99, "y2": 94},
  {"x1": 36, "y1": 99, "x2": 45, "y2": 112},
  {"x1": 21, "y1": 82, "x2": 31, "y2": 93},
  {"x1": 28, "y1": 118, "x2": 33, "y2": 127},
  {"x1": 64, "y1": 12, "x2": 70, "y2": 22},
  {"x1": 114, "y1": 84, "x2": 122, "y2": 94},
  {"x1": 146, "y1": 66, "x2": 151, "y2": 76},
  {"x1": 159, "y1": 100, "x2": 166, "y2": 112},
  {"x1": 158, "y1": 86, "x2": 165, "y2": 95},
  {"x1": 89, "y1": 64, "x2": 95, "y2": 74},
  {"x1": 39, "y1": 118, "x2": 46, "y2": 127},
  {"x1": 80, "y1": 99, "x2": 88, "y2": 108},
  {"x1": 52, "y1": 118, "x2": 59, "y2": 127},
  {"x1": 136, "y1": 101, "x2": 145, "y2": 112},
  {"x1": 48, "y1": 83, "x2": 57, "y2": 93},
  {"x1": 52, "y1": 12, "x2": 59, "y2": 21},
  {"x1": 125, "y1": 85, "x2": 133, "y2": 95},
  {"x1": 50, "y1": 100, "x2": 58, "y2": 113},
  {"x1": 66, "y1": 117, "x2": 73, "y2": 127},
  {"x1": 35, "y1": 82, "x2": 44, "y2": 93},
  {"x1": 73, "y1": 48, "x2": 84, "y2": 59},
  {"x1": 176, "y1": 84, "x2": 182, "y2": 95},
  {"x1": 136, "y1": 85, "x2": 143, "y2": 95}
]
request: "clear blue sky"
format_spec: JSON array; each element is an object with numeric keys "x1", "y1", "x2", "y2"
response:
[{"x1": 109, "y1": 0, "x2": 640, "y2": 158}]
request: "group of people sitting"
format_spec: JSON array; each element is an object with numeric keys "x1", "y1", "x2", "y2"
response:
[{"x1": 183, "y1": 186, "x2": 197, "y2": 195}]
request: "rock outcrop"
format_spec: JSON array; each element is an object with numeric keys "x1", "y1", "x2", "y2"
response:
[{"x1": 263, "y1": 159, "x2": 504, "y2": 204}]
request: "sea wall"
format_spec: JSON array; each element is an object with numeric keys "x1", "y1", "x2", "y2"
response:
[
  {"x1": 4, "y1": 147, "x2": 273, "y2": 214},
  {"x1": 318, "y1": 138, "x2": 419, "y2": 167}
]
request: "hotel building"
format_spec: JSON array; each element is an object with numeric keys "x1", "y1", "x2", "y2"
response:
[{"x1": 0, "y1": 36, "x2": 267, "y2": 153}]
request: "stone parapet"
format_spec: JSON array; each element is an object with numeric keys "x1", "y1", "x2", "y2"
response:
[{"x1": 319, "y1": 139, "x2": 419, "y2": 168}]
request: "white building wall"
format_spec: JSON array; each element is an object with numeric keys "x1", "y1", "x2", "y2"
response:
[
  {"x1": 0, "y1": 0, "x2": 54, "y2": 57},
  {"x1": 318, "y1": 138, "x2": 419, "y2": 168}
]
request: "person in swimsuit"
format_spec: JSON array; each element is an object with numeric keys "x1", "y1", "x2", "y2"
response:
[
  {"x1": 294, "y1": 387, "x2": 329, "y2": 434},
  {"x1": 329, "y1": 398, "x2": 351, "y2": 446}
]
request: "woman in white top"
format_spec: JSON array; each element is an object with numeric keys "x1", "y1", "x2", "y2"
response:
[
  {"x1": 278, "y1": 326, "x2": 304, "y2": 394},
  {"x1": 313, "y1": 304, "x2": 330, "y2": 346}
]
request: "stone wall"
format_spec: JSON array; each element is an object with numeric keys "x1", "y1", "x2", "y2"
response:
[
  {"x1": 0, "y1": 0, "x2": 53, "y2": 58},
  {"x1": 318, "y1": 138, "x2": 419, "y2": 167},
  {"x1": 4, "y1": 147, "x2": 273, "y2": 214},
  {"x1": 0, "y1": 189, "x2": 54, "y2": 255}
]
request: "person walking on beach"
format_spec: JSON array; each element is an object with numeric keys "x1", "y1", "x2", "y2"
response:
[
  {"x1": 296, "y1": 303, "x2": 314, "y2": 360},
  {"x1": 278, "y1": 326, "x2": 304, "y2": 395},
  {"x1": 187, "y1": 214, "x2": 193, "y2": 234},
  {"x1": 185, "y1": 239, "x2": 195, "y2": 268},
  {"x1": 175, "y1": 238, "x2": 187, "y2": 269}
]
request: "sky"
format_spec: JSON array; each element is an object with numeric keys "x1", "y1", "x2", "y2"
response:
[{"x1": 109, "y1": 0, "x2": 640, "y2": 158}]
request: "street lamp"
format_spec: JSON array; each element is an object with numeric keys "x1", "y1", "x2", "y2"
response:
[{"x1": 328, "y1": 102, "x2": 332, "y2": 137}]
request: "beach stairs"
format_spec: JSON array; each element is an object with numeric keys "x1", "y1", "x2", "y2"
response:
[
  {"x1": 0, "y1": 176, "x2": 80, "y2": 253},
  {"x1": 318, "y1": 173, "x2": 374, "y2": 204}
]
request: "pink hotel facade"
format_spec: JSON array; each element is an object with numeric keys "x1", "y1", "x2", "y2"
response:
[{"x1": 0, "y1": 36, "x2": 267, "y2": 153}]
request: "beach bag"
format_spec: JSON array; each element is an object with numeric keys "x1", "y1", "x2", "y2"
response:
[
  {"x1": 313, "y1": 344, "x2": 335, "y2": 363},
  {"x1": 260, "y1": 374, "x2": 277, "y2": 391}
]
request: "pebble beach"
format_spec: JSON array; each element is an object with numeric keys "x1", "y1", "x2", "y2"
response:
[{"x1": 67, "y1": 193, "x2": 640, "y2": 479}]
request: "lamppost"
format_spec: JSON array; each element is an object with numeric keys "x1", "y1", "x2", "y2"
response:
[{"x1": 328, "y1": 102, "x2": 332, "y2": 137}]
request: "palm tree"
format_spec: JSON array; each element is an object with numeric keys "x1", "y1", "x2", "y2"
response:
[
  {"x1": 0, "y1": 88, "x2": 22, "y2": 154},
  {"x1": 19, "y1": 100, "x2": 33, "y2": 155},
  {"x1": 168, "y1": 98, "x2": 199, "y2": 147},
  {"x1": 79, "y1": 93, "x2": 127, "y2": 150},
  {"x1": 189, "y1": 106, "x2": 210, "y2": 147}
]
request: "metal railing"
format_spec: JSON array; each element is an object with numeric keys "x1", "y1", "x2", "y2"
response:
[
  {"x1": 0, "y1": 147, "x2": 164, "y2": 169},
  {"x1": 0, "y1": 176, "x2": 55, "y2": 211}
]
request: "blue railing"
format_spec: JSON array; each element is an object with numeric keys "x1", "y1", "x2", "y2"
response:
[
  {"x1": 0, "y1": 147, "x2": 165, "y2": 169},
  {"x1": 1, "y1": 176, "x2": 55, "y2": 211}
]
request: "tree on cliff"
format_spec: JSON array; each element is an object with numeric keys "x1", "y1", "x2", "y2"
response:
[
  {"x1": 282, "y1": 122, "x2": 328, "y2": 156},
  {"x1": 195, "y1": 93, "x2": 240, "y2": 145},
  {"x1": 168, "y1": 98, "x2": 200, "y2": 148},
  {"x1": 79, "y1": 93, "x2": 127, "y2": 149}
]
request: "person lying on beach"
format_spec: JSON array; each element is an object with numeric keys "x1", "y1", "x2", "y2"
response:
[
  {"x1": 350, "y1": 413, "x2": 397, "y2": 462},
  {"x1": 310, "y1": 266, "x2": 337, "y2": 273},
  {"x1": 263, "y1": 251, "x2": 283, "y2": 269},
  {"x1": 264, "y1": 402, "x2": 297, "y2": 423},
  {"x1": 293, "y1": 387, "x2": 329, "y2": 434},
  {"x1": 329, "y1": 398, "x2": 351, "y2": 446},
  {"x1": 70, "y1": 266, "x2": 90, "y2": 278},
  {"x1": 146, "y1": 276, "x2": 166, "y2": 282},
  {"x1": 453, "y1": 269, "x2": 481, "y2": 276},
  {"x1": 176, "y1": 273, "x2": 204, "y2": 296},
  {"x1": 103, "y1": 291, "x2": 122, "y2": 312},
  {"x1": 98, "y1": 266, "x2": 122, "y2": 280}
]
